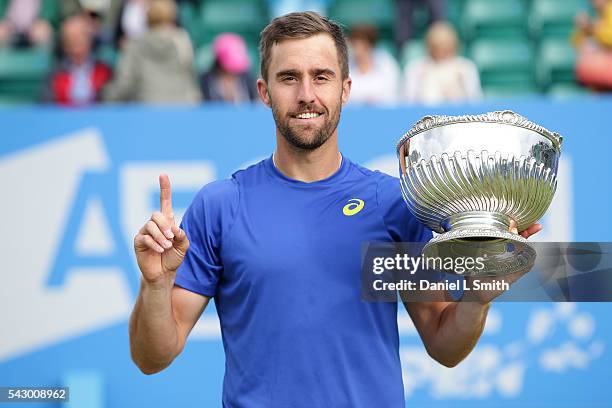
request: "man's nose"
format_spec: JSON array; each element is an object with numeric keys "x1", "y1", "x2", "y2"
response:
[{"x1": 297, "y1": 80, "x2": 316, "y2": 104}]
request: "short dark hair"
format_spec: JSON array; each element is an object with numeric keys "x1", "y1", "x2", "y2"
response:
[
  {"x1": 349, "y1": 24, "x2": 379, "y2": 47},
  {"x1": 259, "y1": 11, "x2": 349, "y2": 82}
]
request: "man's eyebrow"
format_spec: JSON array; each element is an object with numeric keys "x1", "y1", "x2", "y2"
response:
[
  {"x1": 276, "y1": 70, "x2": 301, "y2": 78},
  {"x1": 311, "y1": 68, "x2": 336, "y2": 77},
  {"x1": 275, "y1": 69, "x2": 337, "y2": 79}
]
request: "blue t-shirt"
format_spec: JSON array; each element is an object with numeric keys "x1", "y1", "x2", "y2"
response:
[{"x1": 175, "y1": 155, "x2": 432, "y2": 408}]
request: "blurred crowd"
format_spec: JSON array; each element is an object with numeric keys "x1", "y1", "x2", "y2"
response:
[
  {"x1": 572, "y1": 0, "x2": 612, "y2": 89},
  {"x1": 0, "y1": 0, "x2": 610, "y2": 107}
]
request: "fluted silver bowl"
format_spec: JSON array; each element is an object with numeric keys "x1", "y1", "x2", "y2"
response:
[{"x1": 397, "y1": 110, "x2": 563, "y2": 276}]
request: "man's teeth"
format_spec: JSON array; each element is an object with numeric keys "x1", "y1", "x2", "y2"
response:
[{"x1": 296, "y1": 112, "x2": 321, "y2": 119}]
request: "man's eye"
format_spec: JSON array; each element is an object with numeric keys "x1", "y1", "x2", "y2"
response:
[
  {"x1": 315, "y1": 76, "x2": 328, "y2": 81},
  {"x1": 283, "y1": 76, "x2": 297, "y2": 82}
]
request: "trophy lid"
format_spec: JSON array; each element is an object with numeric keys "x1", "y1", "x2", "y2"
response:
[{"x1": 396, "y1": 110, "x2": 563, "y2": 153}]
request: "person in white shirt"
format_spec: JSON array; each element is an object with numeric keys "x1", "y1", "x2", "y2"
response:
[
  {"x1": 402, "y1": 22, "x2": 482, "y2": 105},
  {"x1": 348, "y1": 24, "x2": 401, "y2": 105}
]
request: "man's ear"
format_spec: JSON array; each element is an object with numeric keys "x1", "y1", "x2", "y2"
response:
[
  {"x1": 257, "y1": 78, "x2": 271, "y2": 107},
  {"x1": 341, "y1": 76, "x2": 352, "y2": 106}
]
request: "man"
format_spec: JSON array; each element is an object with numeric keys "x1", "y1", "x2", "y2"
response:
[
  {"x1": 49, "y1": 15, "x2": 112, "y2": 106},
  {"x1": 129, "y1": 12, "x2": 541, "y2": 407}
]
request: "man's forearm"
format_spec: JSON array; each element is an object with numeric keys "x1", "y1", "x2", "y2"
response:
[
  {"x1": 129, "y1": 277, "x2": 180, "y2": 374},
  {"x1": 427, "y1": 301, "x2": 490, "y2": 367}
]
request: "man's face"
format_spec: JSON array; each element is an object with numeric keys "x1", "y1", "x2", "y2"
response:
[
  {"x1": 62, "y1": 20, "x2": 91, "y2": 65},
  {"x1": 257, "y1": 34, "x2": 351, "y2": 151}
]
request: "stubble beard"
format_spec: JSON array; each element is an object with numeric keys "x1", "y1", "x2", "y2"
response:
[{"x1": 271, "y1": 96, "x2": 342, "y2": 151}]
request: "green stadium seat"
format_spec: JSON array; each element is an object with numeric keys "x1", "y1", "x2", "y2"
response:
[
  {"x1": 0, "y1": 47, "x2": 52, "y2": 78},
  {"x1": 482, "y1": 83, "x2": 538, "y2": 97},
  {"x1": 329, "y1": 0, "x2": 394, "y2": 38},
  {"x1": 468, "y1": 38, "x2": 536, "y2": 94},
  {"x1": 461, "y1": 0, "x2": 527, "y2": 41},
  {"x1": 195, "y1": 43, "x2": 215, "y2": 74},
  {"x1": 410, "y1": 5, "x2": 430, "y2": 39},
  {"x1": 447, "y1": 0, "x2": 465, "y2": 30},
  {"x1": 179, "y1": 0, "x2": 203, "y2": 47},
  {"x1": 529, "y1": 0, "x2": 586, "y2": 39},
  {"x1": 39, "y1": 0, "x2": 61, "y2": 29},
  {"x1": 536, "y1": 38, "x2": 577, "y2": 91},
  {"x1": 199, "y1": 0, "x2": 268, "y2": 45},
  {"x1": 547, "y1": 82, "x2": 587, "y2": 97},
  {"x1": 0, "y1": 95, "x2": 38, "y2": 105},
  {"x1": 0, "y1": 47, "x2": 51, "y2": 103},
  {"x1": 96, "y1": 44, "x2": 118, "y2": 69},
  {"x1": 400, "y1": 39, "x2": 426, "y2": 68},
  {"x1": 376, "y1": 39, "x2": 398, "y2": 60}
]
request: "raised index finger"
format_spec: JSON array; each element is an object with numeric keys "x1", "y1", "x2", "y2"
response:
[{"x1": 159, "y1": 173, "x2": 173, "y2": 217}]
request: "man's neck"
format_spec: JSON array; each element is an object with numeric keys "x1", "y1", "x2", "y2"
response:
[{"x1": 273, "y1": 134, "x2": 342, "y2": 183}]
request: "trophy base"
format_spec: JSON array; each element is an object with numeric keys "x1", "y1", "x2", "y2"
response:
[{"x1": 423, "y1": 226, "x2": 536, "y2": 277}]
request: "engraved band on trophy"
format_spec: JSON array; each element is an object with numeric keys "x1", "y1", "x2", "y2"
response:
[{"x1": 396, "y1": 110, "x2": 563, "y2": 277}]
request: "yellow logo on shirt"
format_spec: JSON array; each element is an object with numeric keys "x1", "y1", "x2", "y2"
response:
[{"x1": 343, "y1": 198, "x2": 364, "y2": 216}]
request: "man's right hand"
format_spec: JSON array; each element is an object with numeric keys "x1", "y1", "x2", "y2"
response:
[{"x1": 133, "y1": 174, "x2": 190, "y2": 285}]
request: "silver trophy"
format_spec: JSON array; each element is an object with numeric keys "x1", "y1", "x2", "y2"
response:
[{"x1": 396, "y1": 111, "x2": 563, "y2": 276}]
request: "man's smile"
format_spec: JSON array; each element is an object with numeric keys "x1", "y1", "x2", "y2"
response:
[{"x1": 290, "y1": 110, "x2": 324, "y2": 121}]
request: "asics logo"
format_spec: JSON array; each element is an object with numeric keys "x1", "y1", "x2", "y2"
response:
[{"x1": 343, "y1": 198, "x2": 364, "y2": 216}]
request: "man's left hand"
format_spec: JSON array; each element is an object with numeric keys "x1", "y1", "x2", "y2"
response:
[
  {"x1": 462, "y1": 221, "x2": 542, "y2": 304},
  {"x1": 511, "y1": 220, "x2": 542, "y2": 239}
]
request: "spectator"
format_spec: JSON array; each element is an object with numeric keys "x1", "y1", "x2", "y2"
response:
[
  {"x1": 347, "y1": 24, "x2": 400, "y2": 105},
  {"x1": 0, "y1": 0, "x2": 54, "y2": 48},
  {"x1": 573, "y1": 0, "x2": 612, "y2": 89},
  {"x1": 200, "y1": 33, "x2": 257, "y2": 104},
  {"x1": 60, "y1": 0, "x2": 124, "y2": 49},
  {"x1": 394, "y1": 0, "x2": 445, "y2": 51},
  {"x1": 573, "y1": 0, "x2": 612, "y2": 50},
  {"x1": 402, "y1": 22, "x2": 481, "y2": 105},
  {"x1": 103, "y1": 0, "x2": 200, "y2": 104},
  {"x1": 48, "y1": 15, "x2": 112, "y2": 106}
]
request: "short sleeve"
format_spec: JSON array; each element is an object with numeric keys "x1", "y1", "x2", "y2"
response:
[
  {"x1": 376, "y1": 173, "x2": 432, "y2": 243},
  {"x1": 174, "y1": 179, "x2": 239, "y2": 297}
]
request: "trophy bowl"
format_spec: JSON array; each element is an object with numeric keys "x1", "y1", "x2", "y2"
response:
[{"x1": 396, "y1": 111, "x2": 563, "y2": 276}]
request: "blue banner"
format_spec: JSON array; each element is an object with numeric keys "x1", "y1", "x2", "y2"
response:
[{"x1": 1, "y1": 97, "x2": 611, "y2": 407}]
